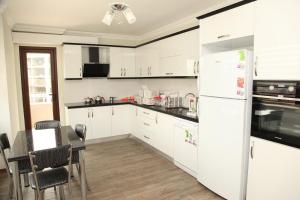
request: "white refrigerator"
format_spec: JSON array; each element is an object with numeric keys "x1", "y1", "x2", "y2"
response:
[{"x1": 197, "y1": 49, "x2": 253, "y2": 200}]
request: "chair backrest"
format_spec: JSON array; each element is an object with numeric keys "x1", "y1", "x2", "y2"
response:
[
  {"x1": 29, "y1": 144, "x2": 72, "y2": 192},
  {"x1": 29, "y1": 144, "x2": 72, "y2": 171},
  {"x1": 0, "y1": 133, "x2": 11, "y2": 176},
  {"x1": 75, "y1": 124, "x2": 87, "y2": 141},
  {"x1": 35, "y1": 120, "x2": 61, "y2": 130}
]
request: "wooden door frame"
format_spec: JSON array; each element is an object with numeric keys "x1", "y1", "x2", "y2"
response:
[{"x1": 19, "y1": 46, "x2": 60, "y2": 130}]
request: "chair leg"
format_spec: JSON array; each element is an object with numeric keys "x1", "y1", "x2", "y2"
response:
[
  {"x1": 23, "y1": 173, "x2": 29, "y2": 187},
  {"x1": 34, "y1": 190, "x2": 38, "y2": 200},
  {"x1": 18, "y1": 173, "x2": 22, "y2": 198},
  {"x1": 58, "y1": 186, "x2": 65, "y2": 200},
  {"x1": 40, "y1": 190, "x2": 45, "y2": 200},
  {"x1": 8, "y1": 175, "x2": 14, "y2": 199},
  {"x1": 70, "y1": 164, "x2": 74, "y2": 177},
  {"x1": 76, "y1": 163, "x2": 91, "y2": 191}
]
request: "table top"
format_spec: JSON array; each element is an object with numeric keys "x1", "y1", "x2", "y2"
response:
[{"x1": 8, "y1": 126, "x2": 85, "y2": 162}]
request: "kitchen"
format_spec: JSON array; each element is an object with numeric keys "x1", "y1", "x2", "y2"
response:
[{"x1": 0, "y1": 0, "x2": 300, "y2": 200}]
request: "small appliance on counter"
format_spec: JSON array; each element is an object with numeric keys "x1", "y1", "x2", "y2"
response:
[
  {"x1": 94, "y1": 96, "x2": 105, "y2": 104},
  {"x1": 161, "y1": 91, "x2": 182, "y2": 108},
  {"x1": 138, "y1": 85, "x2": 156, "y2": 105},
  {"x1": 84, "y1": 97, "x2": 94, "y2": 104}
]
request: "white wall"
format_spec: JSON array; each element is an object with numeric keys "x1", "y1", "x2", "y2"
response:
[
  {"x1": 0, "y1": 13, "x2": 18, "y2": 168},
  {"x1": 63, "y1": 78, "x2": 198, "y2": 104},
  {"x1": 63, "y1": 79, "x2": 140, "y2": 103}
]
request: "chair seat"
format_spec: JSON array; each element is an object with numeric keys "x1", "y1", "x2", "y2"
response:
[{"x1": 29, "y1": 167, "x2": 68, "y2": 190}]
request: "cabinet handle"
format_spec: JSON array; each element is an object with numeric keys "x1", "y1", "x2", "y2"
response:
[
  {"x1": 155, "y1": 114, "x2": 158, "y2": 124},
  {"x1": 92, "y1": 111, "x2": 94, "y2": 118},
  {"x1": 144, "y1": 135, "x2": 150, "y2": 139},
  {"x1": 143, "y1": 122, "x2": 150, "y2": 126},
  {"x1": 166, "y1": 72, "x2": 174, "y2": 75},
  {"x1": 88, "y1": 111, "x2": 90, "y2": 118},
  {"x1": 193, "y1": 61, "x2": 196, "y2": 74},
  {"x1": 197, "y1": 61, "x2": 199, "y2": 73},
  {"x1": 143, "y1": 111, "x2": 150, "y2": 115},
  {"x1": 149, "y1": 66, "x2": 151, "y2": 76},
  {"x1": 124, "y1": 68, "x2": 126, "y2": 76},
  {"x1": 217, "y1": 34, "x2": 230, "y2": 39},
  {"x1": 254, "y1": 56, "x2": 258, "y2": 77},
  {"x1": 250, "y1": 142, "x2": 254, "y2": 159},
  {"x1": 112, "y1": 107, "x2": 114, "y2": 115}
]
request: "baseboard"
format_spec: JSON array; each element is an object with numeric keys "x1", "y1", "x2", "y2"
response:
[{"x1": 85, "y1": 134, "x2": 131, "y2": 145}]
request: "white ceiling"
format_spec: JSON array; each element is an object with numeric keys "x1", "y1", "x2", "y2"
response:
[{"x1": 5, "y1": 0, "x2": 227, "y2": 36}]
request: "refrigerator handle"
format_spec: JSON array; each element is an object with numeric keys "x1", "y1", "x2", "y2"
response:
[
  {"x1": 254, "y1": 56, "x2": 258, "y2": 77},
  {"x1": 250, "y1": 141, "x2": 254, "y2": 159}
]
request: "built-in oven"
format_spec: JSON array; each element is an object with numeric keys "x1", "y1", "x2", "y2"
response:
[{"x1": 251, "y1": 81, "x2": 300, "y2": 148}]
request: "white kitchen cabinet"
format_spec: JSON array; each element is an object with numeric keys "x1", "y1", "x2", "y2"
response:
[
  {"x1": 67, "y1": 107, "x2": 111, "y2": 140},
  {"x1": 159, "y1": 30, "x2": 199, "y2": 77},
  {"x1": 109, "y1": 47, "x2": 135, "y2": 78},
  {"x1": 253, "y1": 0, "x2": 300, "y2": 80},
  {"x1": 63, "y1": 45, "x2": 83, "y2": 79},
  {"x1": 91, "y1": 106, "x2": 112, "y2": 139},
  {"x1": 135, "y1": 43, "x2": 159, "y2": 77},
  {"x1": 199, "y1": 2, "x2": 254, "y2": 45},
  {"x1": 247, "y1": 137, "x2": 300, "y2": 200},
  {"x1": 152, "y1": 112, "x2": 175, "y2": 157},
  {"x1": 111, "y1": 105, "x2": 133, "y2": 136},
  {"x1": 173, "y1": 119, "x2": 198, "y2": 177},
  {"x1": 67, "y1": 107, "x2": 92, "y2": 139}
]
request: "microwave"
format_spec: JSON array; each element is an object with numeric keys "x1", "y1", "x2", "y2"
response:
[{"x1": 83, "y1": 64, "x2": 109, "y2": 78}]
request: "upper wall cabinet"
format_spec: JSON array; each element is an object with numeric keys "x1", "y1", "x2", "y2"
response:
[
  {"x1": 159, "y1": 29, "x2": 199, "y2": 77},
  {"x1": 253, "y1": 0, "x2": 300, "y2": 80},
  {"x1": 110, "y1": 47, "x2": 136, "y2": 78},
  {"x1": 63, "y1": 45, "x2": 83, "y2": 79},
  {"x1": 135, "y1": 42, "x2": 160, "y2": 77},
  {"x1": 199, "y1": 2, "x2": 255, "y2": 45}
]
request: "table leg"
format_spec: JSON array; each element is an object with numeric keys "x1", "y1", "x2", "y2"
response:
[
  {"x1": 79, "y1": 150, "x2": 87, "y2": 200},
  {"x1": 13, "y1": 161, "x2": 23, "y2": 200}
]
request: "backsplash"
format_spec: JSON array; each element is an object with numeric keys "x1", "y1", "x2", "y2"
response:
[{"x1": 63, "y1": 78, "x2": 198, "y2": 104}]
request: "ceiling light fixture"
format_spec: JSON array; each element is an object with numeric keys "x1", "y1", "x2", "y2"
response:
[{"x1": 102, "y1": 2, "x2": 136, "y2": 26}]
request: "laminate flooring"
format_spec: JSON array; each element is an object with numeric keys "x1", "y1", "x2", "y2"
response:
[{"x1": 0, "y1": 138, "x2": 224, "y2": 200}]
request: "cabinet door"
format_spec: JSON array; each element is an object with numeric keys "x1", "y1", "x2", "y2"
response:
[
  {"x1": 111, "y1": 105, "x2": 133, "y2": 136},
  {"x1": 135, "y1": 46, "x2": 148, "y2": 77},
  {"x1": 200, "y1": 2, "x2": 254, "y2": 45},
  {"x1": 247, "y1": 137, "x2": 300, "y2": 200},
  {"x1": 67, "y1": 108, "x2": 93, "y2": 140},
  {"x1": 91, "y1": 107, "x2": 112, "y2": 139},
  {"x1": 63, "y1": 45, "x2": 82, "y2": 79},
  {"x1": 152, "y1": 113, "x2": 175, "y2": 157},
  {"x1": 145, "y1": 43, "x2": 160, "y2": 77},
  {"x1": 123, "y1": 48, "x2": 136, "y2": 77},
  {"x1": 254, "y1": 0, "x2": 300, "y2": 80},
  {"x1": 160, "y1": 55, "x2": 185, "y2": 76},
  {"x1": 182, "y1": 30, "x2": 199, "y2": 76},
  {"x1": 109, "y1": 47, "x2": 123, "y2": 77}
]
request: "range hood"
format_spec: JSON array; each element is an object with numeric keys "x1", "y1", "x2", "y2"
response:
[{"x1": 83, "y1": 47, "x2": 110, "y2": 77}]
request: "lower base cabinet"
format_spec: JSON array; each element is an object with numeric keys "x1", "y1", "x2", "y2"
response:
[
  {"x1": 152, "y1": 113, "x2": 175, "y2": 158},
  {"x1": 247, "y1": 137, "x2": 300, "y2": 200},
  {"x1": 111, "y1": 105, "x2": 133, "y2": 136},
  {"x1": 67, "y1": 107, "x2": 111, "y2": 140}
]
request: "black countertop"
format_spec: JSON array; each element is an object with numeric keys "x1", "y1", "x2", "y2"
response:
[{"x1": 65, "y1": 101, "x2": 198, "y2": 123}]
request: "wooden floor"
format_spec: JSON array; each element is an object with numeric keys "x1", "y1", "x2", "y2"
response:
[{"x1": 0, "y1": 138, "x2": 223, "y2": 200}]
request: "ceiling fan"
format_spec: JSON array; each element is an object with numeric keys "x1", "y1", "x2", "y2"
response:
[{"x1": 102, "y1": 2, "x2": 136, "y2": 26}]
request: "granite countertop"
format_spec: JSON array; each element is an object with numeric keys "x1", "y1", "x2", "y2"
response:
[{"x1": 65, "y1": 101, "x2": 198, "y2": 123}]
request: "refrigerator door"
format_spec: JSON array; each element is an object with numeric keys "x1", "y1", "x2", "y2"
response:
[
  {"x1": 197, "y1": 96, "x2": 248, "y2": 200},
  {"x1": 199, "y1": 50, "x2": 252, "y2": 99}
]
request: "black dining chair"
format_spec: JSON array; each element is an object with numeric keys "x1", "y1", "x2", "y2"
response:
[
  {"x1": 73, "y1": 124, "x2": 90, "y2": 191},
  {"x1": 0, "y1": 133, "x2": 31, "y2": 199},
  {"x1": 35, "y1": 120, "x2": 61, "y2": 130},
  {"x1": 28, "y1": 144, "x2": 72, "y2": 200}
]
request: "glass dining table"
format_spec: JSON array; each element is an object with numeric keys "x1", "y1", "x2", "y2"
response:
[{"x1": 7, "y1": 126, "x2": 87, "y2": 200}]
